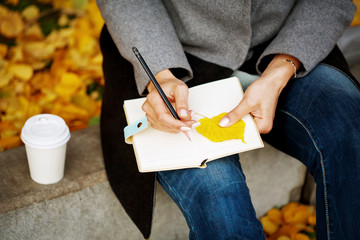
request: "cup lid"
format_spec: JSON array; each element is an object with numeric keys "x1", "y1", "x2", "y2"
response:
[{"x1": 21, "y1": 114, "x2": 71, "y2": 149}]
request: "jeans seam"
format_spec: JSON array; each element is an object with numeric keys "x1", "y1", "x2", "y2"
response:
[
  {"x1": 157, "y1": 173, "x2": 199, "y2": 239},
  {"x1": 278, "y1": 109, "x2": 331, "y2": 240}
]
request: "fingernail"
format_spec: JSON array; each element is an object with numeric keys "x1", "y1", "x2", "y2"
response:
[
  {"x1": 180, "y1": 126, "x2": 192, "y2": 131},
  {"x1": 191, "y1": 122, "x2": 201, "y2": 128},
  {"x1": 219, "y1": 118, "x2": 229, "y2": 127},
  {"x1": 179, "y1": 109, "x2": 188, "y2": 117}
]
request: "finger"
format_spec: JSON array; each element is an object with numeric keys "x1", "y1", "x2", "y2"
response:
[
  {"x1": 146, "y1": 110, "x2": 185, "y2": 133},
  {"x1": 190, "y1": 121, "x2": 201, "y2": 129},
  {"x1": 173, "y1": 84, "x2": 191, "y2": 120},
  {"x1": 144, "y1": 91, "x2": 171, "y2": 120},
  {"x1": 141, "y1": 100, "x2": 158, "y2": 121},
  {"x1": 219, "y1": 98, "x2": 255, "y2": 127},
  {"x1": 142, "y1": 98, "x2": 172, "y2": 130},
  {"x1": 142, "y1": 96, "x2": 191, "y2": 132},
  {"x1": 147, "y1": 114, "x2": 179, "y2": 132}
]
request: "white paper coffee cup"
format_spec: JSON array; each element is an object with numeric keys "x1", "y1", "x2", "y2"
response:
[{"x1": 21, "y1": 114, "x2": 71, "y2": 184}]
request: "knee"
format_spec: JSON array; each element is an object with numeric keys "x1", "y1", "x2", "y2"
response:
[
  {"x1": 296, "y1": 65, "x2": 360, "y2": 149},
  {"x1": 298, "y1": 65, "x2": 359, "y2": 104}
]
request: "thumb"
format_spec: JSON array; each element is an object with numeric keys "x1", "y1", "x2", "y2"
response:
[{"x1": 219, "y1": 100, "x2": 253, "y2": 127}]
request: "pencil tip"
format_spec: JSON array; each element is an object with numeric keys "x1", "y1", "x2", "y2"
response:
[{"x1": 183, "y1": 131, "x2": 191, "y2": 141}]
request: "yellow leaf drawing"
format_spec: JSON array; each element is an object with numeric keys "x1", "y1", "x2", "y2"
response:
[{"x1": 196, "y1": 112, "x2": 246, "y2": 143}]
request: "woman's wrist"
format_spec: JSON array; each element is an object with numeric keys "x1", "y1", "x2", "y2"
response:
[
  {"x1": 260, "y1": 54, "x2": 302, "y2": 91},
  {"x1": 272, "y1": 54, "x2": 301, "y2": 78}
]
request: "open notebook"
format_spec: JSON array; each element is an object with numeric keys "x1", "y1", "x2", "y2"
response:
[{"x1": 123, "y1": 77, "x2": 263, "y2": 172}]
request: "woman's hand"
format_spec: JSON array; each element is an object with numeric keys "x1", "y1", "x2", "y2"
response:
[
  {"x1": 219, "y1": 54, "x2": 301, "y2": 134},
  {"x1": 142, "y1": 69, "x2": 197, "y2": 133}
]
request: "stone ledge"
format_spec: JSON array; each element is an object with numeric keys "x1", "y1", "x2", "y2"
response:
[
  {"x1": 0, "y1": 182, "x2": 189, "y2": 240},
  {"x1": 0, "y1": 126, "x2": 106, "y2": 214},
  {"x1": 0, "y1": 124, "x2": 310, "y2": 239}
]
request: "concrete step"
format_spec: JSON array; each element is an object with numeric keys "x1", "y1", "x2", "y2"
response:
[{"x1": 0, "y1": 125, "x2": 308, "y2": 240}]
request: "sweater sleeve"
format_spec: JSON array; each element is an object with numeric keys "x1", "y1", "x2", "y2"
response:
[
  {"x1": 96, "y1": 0, "x2": 192, "y2": 95},
  {"x1": 257, "y1": 0, "x2": 356, "y2": 77}
]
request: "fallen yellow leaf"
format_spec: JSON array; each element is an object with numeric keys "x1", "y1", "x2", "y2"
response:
[
  {"x1": 0, "y1": 44, "x2": 8, "y2": 58},
  {"x1": 0, "y1": 136, "x2": 22, "y2": 152},
  {"x1": 0, "y1": 11, "x2": 24, "y2": 38},
  {"x1": 23, "y1": 23, "x2": 44, "y2": 40},
  {"x1": 196, "y1": 112, "x2": 246, "y2": 142},
  {"x1": 8, "y1": 63, "x2": 34, "y2": 81},
  {"x1": 21, "y1": 5, "x2": 40, "y2": 21},
  {"x1": 0, "y1": 72, "x2": 13, "y2": 88}
]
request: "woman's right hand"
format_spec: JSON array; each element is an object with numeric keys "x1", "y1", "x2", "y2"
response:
[{"x1": 141, "y1": 69, "x2": 197, "y2": 133}]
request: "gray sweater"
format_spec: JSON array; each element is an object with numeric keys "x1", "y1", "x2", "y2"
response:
[{"x1": 96, "y1": 0, "x2": 355, "y2": 95}]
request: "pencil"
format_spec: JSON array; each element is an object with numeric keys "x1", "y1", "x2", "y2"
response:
[{"x1": 132, "y1": 47, "x2": 191, "y2": 141}]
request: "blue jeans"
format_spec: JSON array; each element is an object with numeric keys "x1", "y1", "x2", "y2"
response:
[{"x1": 157, "y1": 64, "x2": 360, "y2": 240}]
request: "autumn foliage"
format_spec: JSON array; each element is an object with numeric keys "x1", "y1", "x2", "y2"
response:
[
  {"x1": 0, "y1": 0, "x2": 104, "y2": 151},
  {"x1": 260, "y1": 202, "x2": 317, "y2": 240}
]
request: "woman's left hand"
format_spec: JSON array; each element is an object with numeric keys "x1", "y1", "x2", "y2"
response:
[{"x1": 219, "y1": 54, "x2": 301, "y2": 134}]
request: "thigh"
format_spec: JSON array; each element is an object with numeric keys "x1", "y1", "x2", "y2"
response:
[
  {"x1": 264, "y1": 64, "x2": 360, "y2": 174},
  {"x1": 157, "y1": 154, "x2": 265, "y2": 240},
  {"x1": 263, "y1": 64, "x2": 360, "y2": 239}
]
